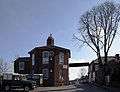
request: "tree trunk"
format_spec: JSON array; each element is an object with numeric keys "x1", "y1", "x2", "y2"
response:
[
  {"x1": 97, "y1": 53, "x2": 103, "y2": 68},
  {"x1": 97, "y1": 47, "x2": 103, "y2": 68},
  {"x1": 104, "y1": 51, "x2": 108, "y2": 74}
]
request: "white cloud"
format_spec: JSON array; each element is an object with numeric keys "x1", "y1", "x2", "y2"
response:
[{"x1": 69, "y1": 59, "x2": 89, "y2": 80}]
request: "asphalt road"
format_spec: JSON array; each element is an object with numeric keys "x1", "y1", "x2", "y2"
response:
[{"x1": 30, "y1": 83, "x2": 110, "y2": 92}]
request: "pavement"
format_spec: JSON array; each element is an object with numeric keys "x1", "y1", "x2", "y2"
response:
[
  {"x1": 31, "y1": 83, "x2": 111, "y2": 92},
  {"x1": 92, "y1": 83, "x2": 120, "y2": 92}
]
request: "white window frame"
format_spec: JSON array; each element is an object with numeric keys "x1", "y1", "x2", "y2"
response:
[
  {"x1": 19, "y1": 62, "x2": 24, "y2": 70},
  {"x1": 42, "y1": 69, "x2": 49, "y2": 79},
  {"x1": 42, "y1": 51, "x2": 49, "y2": 64},
  {"x1": 59, "y1": 52, "x2": 64, "y2": 64},
  {"x1": 59, "y1": 69, "x2": 64, "y2": 80},
  {"x1": 32, "y1": 54, "x2": 35, "y2": 65}
]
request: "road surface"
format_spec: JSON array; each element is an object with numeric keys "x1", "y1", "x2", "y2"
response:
[{"x1": 30, "y1": 83, "x2": 110, "y2": 92}]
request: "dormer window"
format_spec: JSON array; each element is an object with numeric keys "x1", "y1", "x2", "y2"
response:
[
  {"x1": 32, "y1": 54, "x2": 35, "y2": 65},
  {"x1": 59, "y1": 52, "x2": 64, "y2": 64},
  {"x1": 42, "y1": 51, "x2": 49, "y2": 64}
]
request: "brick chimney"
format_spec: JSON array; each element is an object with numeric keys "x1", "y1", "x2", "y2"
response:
[
  {"x1": 115, "y1": 54, "x2": 119, "y2": 61},
  {"x1": 47, "y1": 34, "x2": 54, "y2": 46}
]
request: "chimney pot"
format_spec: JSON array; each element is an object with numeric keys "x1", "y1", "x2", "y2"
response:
[
  {"x1": 115, "y1": 54, "x2": 119, "y2": 61},
  {"x1": 47, "y1": 34, "x2": 54, "y2": 46}
]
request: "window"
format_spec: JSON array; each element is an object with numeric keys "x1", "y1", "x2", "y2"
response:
[
  {"x1": 95, "y1": 65, "x2": 99, "y2": 71},
  {"x1": 32, "y1": 69, "x2": 34, "y2": 74},
  {"x1": 59, "y1": 52, "x2": 64, "y2": 64},
  {"x1": 19, "y1": 62, "x2": 24, "y2": 70},
  {"x1": 42, "y1": 69, "x2": 49, "y2": 79},
  {"x1": 59, "y1": 69, "x2": 64, "y2": 80},
  {"x1": 32, "y1": 54, "x2": 35, "y2": 65},
  {"x1": 42, "y1": 51, "x2": 49, "y2": 64}
]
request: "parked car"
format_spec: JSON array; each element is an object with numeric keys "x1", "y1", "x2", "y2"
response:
[
  {"x1": 26, "y1": 74, "x2": 43, "y2": 87},
  {"x1": 0, "y1": 75, "x2": 2, "y2": 90},
  {"x1": 2, "y1": 73, "x2": 36, "y2": 91},
  {"x1": 80, "y1": 79, "x2": 88, "y2": 84}
]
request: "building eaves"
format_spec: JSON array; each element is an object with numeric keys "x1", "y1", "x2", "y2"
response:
[
  {"x1": 90, "y1": 56, "x2": 115, "y2": 64},
  {"x1": 14, "y1": 57, "x2": 30, "y2": 62},
  {"x1": 28, "y1": 45, "x2": 70, "y2": 53}
]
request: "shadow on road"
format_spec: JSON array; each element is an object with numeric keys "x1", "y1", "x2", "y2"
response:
[
  {"x1": 0, "y1": 89, "x2": 24, "y2": 92},
  {"x1": 38, "y1": 84, "x2": 89, "y2": 92},
  {"x1": 38, "y1": 87, "x2": 78, "y2": 92},
  {"x1": 73, "y1": 83, "x2": 90, "y2": 92}
]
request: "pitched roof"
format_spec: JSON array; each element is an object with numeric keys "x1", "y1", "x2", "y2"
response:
[
  {"x1": 28, "y1": 45, "x2": 70, "y2": 53},
  {"x1": 90, "y1": 56, "x2": 115, "y2": 64},
  {"x1": 28, "y1": 45, "x2": 71, "y2": 58},
  {"x1": 14, "y1": 57, "x2": 30, "y2": 62}
]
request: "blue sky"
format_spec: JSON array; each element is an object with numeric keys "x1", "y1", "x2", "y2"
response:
[{"x1": 0, "y1": 0, "x2": 120, "y2": 80}]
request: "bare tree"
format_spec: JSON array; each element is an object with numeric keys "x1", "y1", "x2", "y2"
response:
[
  {"x1": 78, "y1": 68, "x2": 87, "y2": 78},
  {"x1": 74, "y1": 1, "x2": 120, "y2": 68},
  {"x1": 0, "y1": 58, "x2": 11, "y2": 75}
]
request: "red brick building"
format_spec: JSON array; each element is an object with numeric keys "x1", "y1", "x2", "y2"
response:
[
  {"x1": 14, "y1": 57, "x2": 31, "y2": 74},
  {"x1": 14, "y1": 34, "x2": 71, "y2": 86}
]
